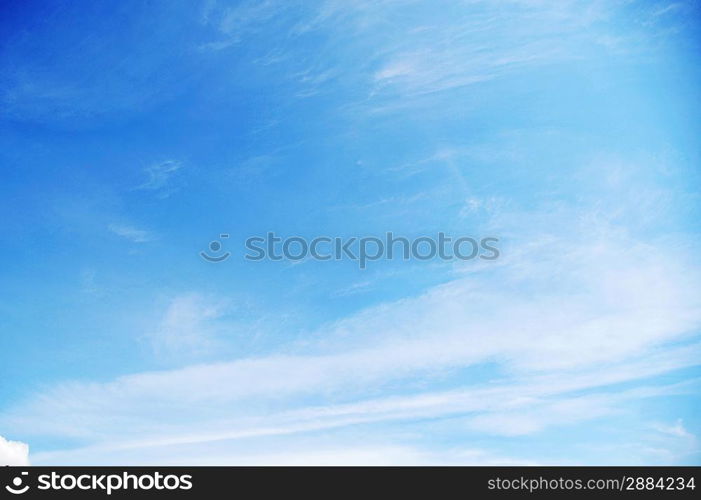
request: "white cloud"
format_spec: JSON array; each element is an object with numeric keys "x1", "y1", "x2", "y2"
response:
[
  {"x1": 136, "y1": 160, "x2": 182, "y2": 195},
  {"x1": 357, "y1": 1, "x2": 615, "y2": 99},
  {"x1": 199, "y1": 0, "x2": 282, "y2": 50},
  {"x1": 4, "y1": 165, "x2": 700, "y2": 463},
  {"x1": 651, "y1": 419, "x2": 696, "y2": 440},
  {"x1": 3, "y1": 0, "x2": 698, "y2": 467},
  {"x1": 0, "y1": 436, "x2": 30, "y2": 466},
  {"x1": 148, "y1": 293, "x2": 229, "y2": 359},
  {"x1": 3, "y1": 226, "x2": 700, "y2": 460},
  {"x1": 108, "y1": 223, "x2": 154, "y2": 243},
  {"x1": 20, "y1": 370, "x2": 700, "y2": 465},
  {"x1": 34, "y1": 441, "x2": 532, "y2": 466}
]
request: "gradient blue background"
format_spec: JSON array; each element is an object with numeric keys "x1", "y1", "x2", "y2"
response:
[{"x1": 0, "y1": 0, "x2": 700, "y2": 465}]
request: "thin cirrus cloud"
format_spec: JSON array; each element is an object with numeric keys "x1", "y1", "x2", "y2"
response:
[
  {"x1": 0, "y1": 0, "x2": 699, "y2": 467},
  {"x1": 3, "y1": 178, "x2": 700, "y2": 464},
  {"x1": 147, "y1": 294, "x2": 229, "y2": 359},
  {"x1": 107, "y1": 223, "x2": 155, "y2": 243},
  {"x1": 135, "y1": 160, "x2": 183, "y2": 196}
]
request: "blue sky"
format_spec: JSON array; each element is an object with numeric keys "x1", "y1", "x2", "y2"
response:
[{"x1": 0, "y1": 0, "x2": 700, "y2": 465}]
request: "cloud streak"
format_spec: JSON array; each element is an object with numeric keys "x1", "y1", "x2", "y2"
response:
[
  {"x1": 135, "y1": 160, "x2": 183, "y2": 197},
  {"x1": 4, "y1": 199, "x2": 700, "y2": 463},
  {"x1": 108, "y1": 223, "x2": 155, "y2": 243}
]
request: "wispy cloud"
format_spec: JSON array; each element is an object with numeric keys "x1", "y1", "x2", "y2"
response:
[
  {"x1": 136, "y1": 160, "x2": 183, "y2": 196},
  {"x1": 2, "y1": 0, "x2": 699, "y2": 467},
  {"x1": 651, "y1": 419, "x2": 697, "y2": 440},
  {"x1": 6, "y1": 147, "x2": 701, "y2": 463},
  {"x1": 4, "y1": 207, "x2": 700, "y2": 462},
  {"x1": 331, "y1": 280, "x2": 373, "y2": 297},
  {"x1": 148, "y1": 293, "x2": 228, "y2": 359},
  {"x1": 108, "y1": 223, "x2": 155, "y2": 243}
]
